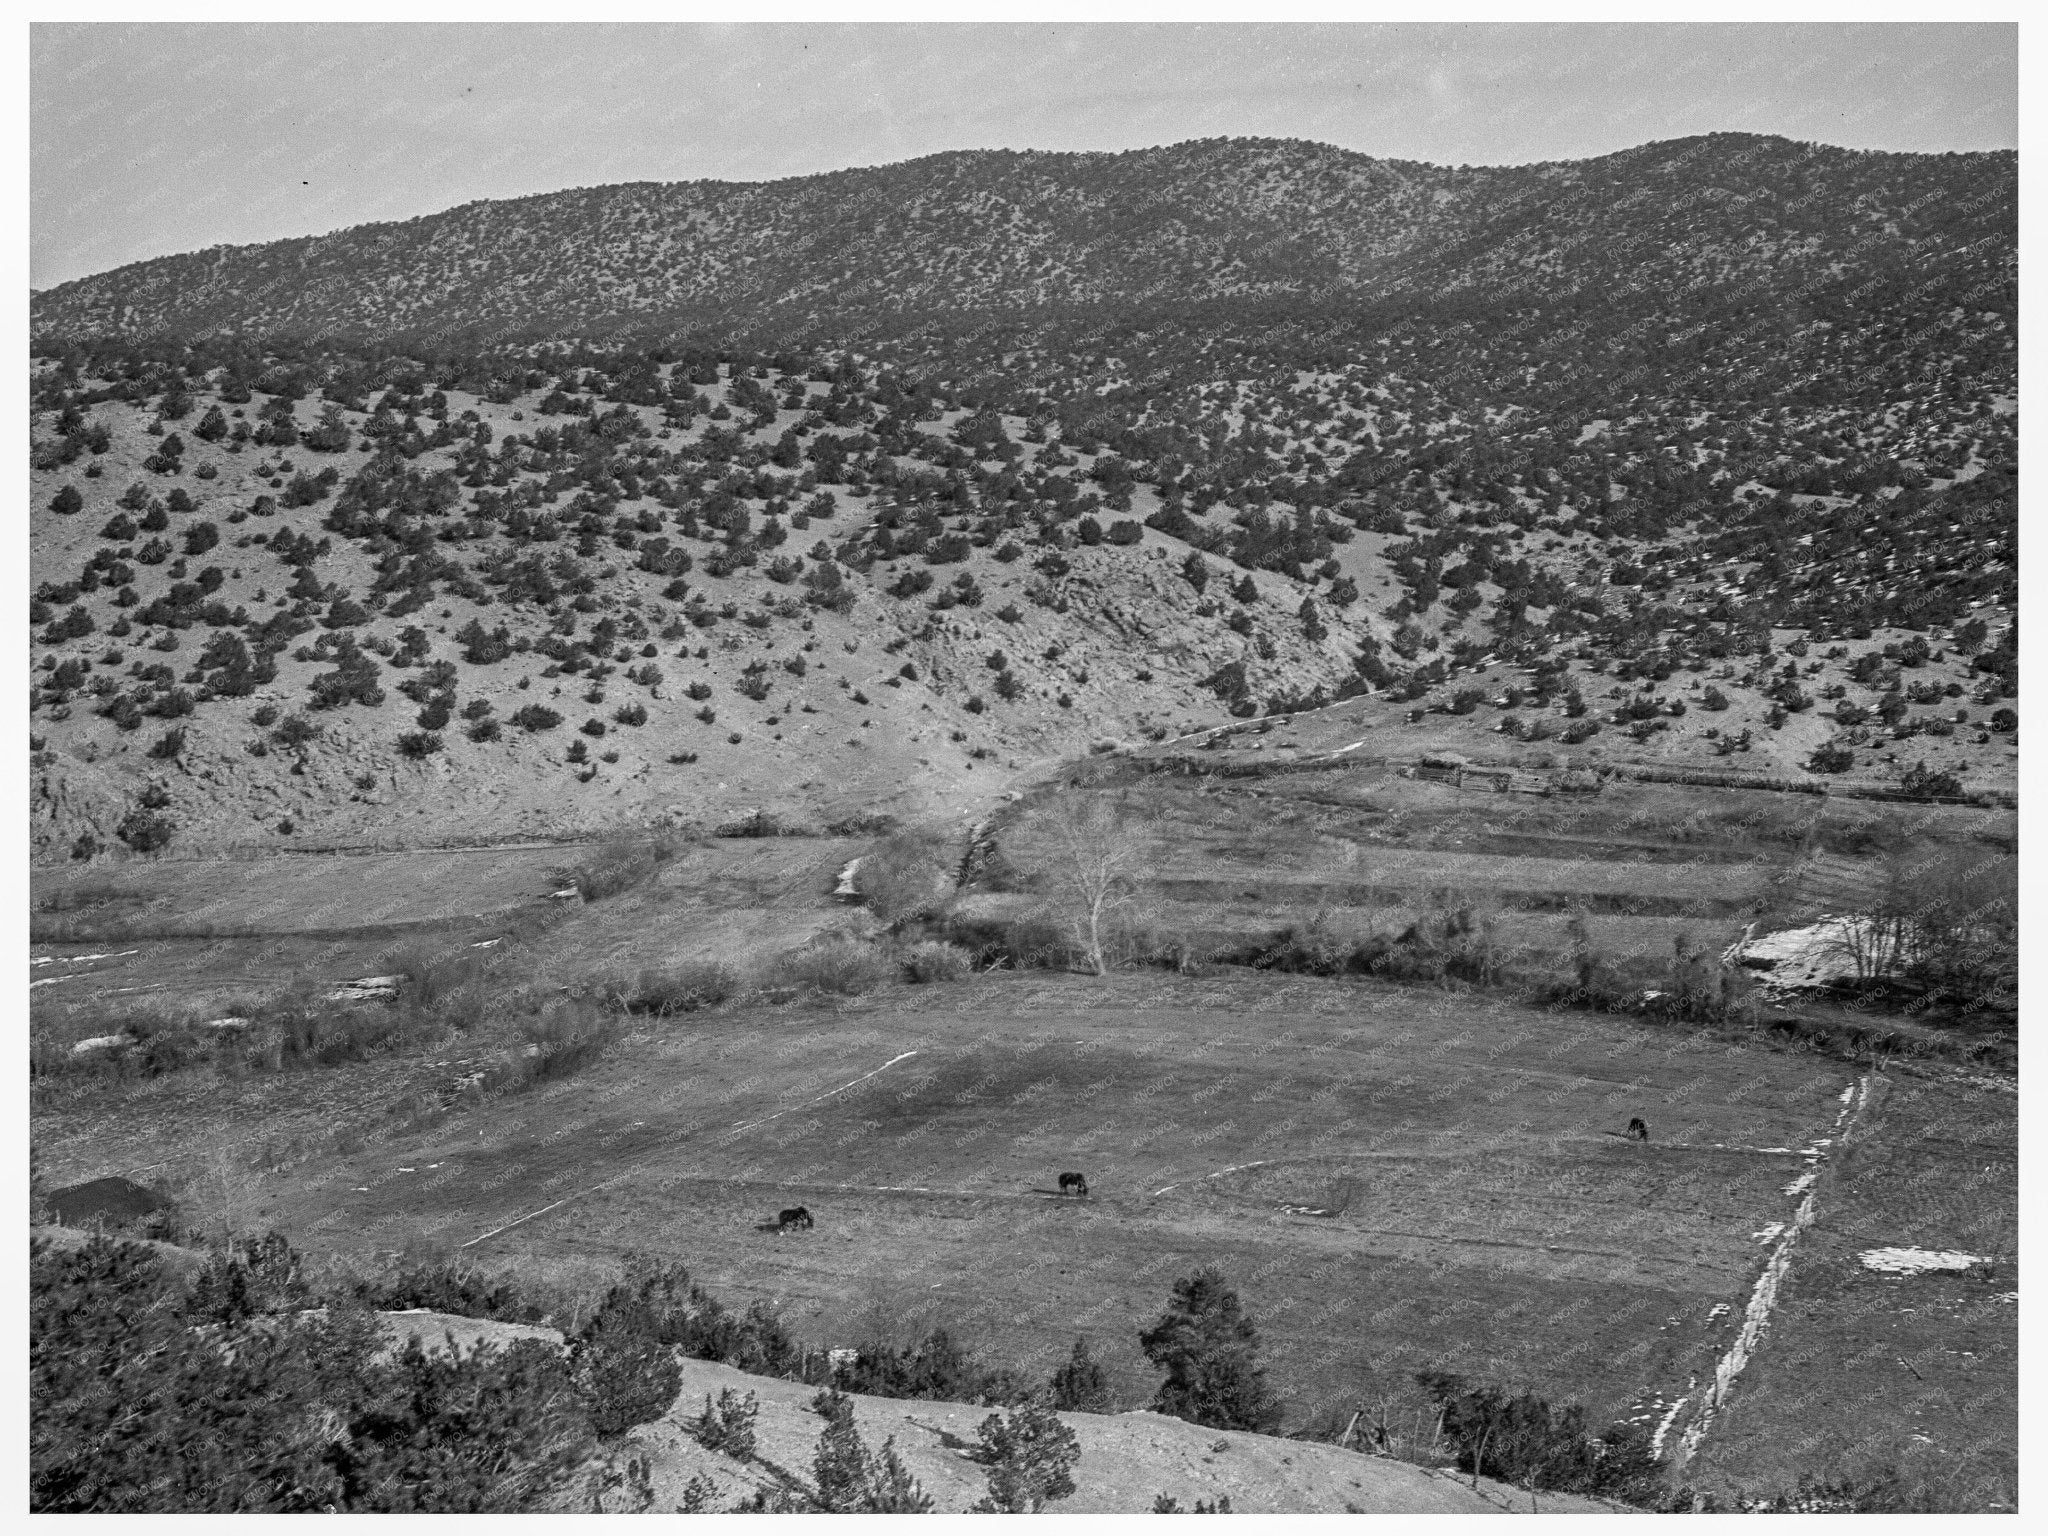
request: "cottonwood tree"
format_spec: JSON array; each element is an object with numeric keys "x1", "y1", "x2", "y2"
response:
[{"x1": 1033, "y1": 795, "x2": 1143, "y2": 975}]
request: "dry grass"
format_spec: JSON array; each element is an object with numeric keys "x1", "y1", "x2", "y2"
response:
[
  {"x1": 29, "y1": 844, "x2": 599, "y2": 940},
  {"x1": 214, "y1": 972, "x2": 1861, "y2": 1450}
]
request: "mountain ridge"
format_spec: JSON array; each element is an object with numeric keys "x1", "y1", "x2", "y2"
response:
[{"x1": 32, "y1": 133, "x2": 2014, "y2": 354}]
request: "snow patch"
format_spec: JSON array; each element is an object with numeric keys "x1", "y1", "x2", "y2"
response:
[
  {"x1": 1858, "y1": 1247, "x2": 1989, "y2": 1275},
  {"x1": 1724, "y1": 917, "x2": 1901, "y2": 993},
  {"x1": 834, "y1": 857, "x2": 864, "y2": 899},
  {"x1": 1649, "y1": 1394, "x2": 1690, "y2": 1459},
  {"x1": 326, "y1": 974, "x2": 406, "y2": 1001}
]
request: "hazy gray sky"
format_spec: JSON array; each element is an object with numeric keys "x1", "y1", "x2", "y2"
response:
[{"x1": 32, "y1": 21, "x2": 2017, "y2": 290}]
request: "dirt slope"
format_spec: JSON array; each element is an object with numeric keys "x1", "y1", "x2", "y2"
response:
[{"x1": 619, "y1": 1356, "x2": 1617, "y2": 1514}]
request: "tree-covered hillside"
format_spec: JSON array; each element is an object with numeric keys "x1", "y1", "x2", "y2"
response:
[{"x1": 27, "y1": 134, "x2": 2018, "y2": 858}]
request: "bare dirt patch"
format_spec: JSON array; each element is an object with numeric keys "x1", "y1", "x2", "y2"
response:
[{"x1": 619, "y1": 1355, "x2": 1618, "y2": 1513}]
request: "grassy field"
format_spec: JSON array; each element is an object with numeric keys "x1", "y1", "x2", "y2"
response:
[
  {"x1": 1681, "y1": 1071, "x2": 2018, "y2": 1508},
  {"x1": 26, "y1": 759, "x2": 2015, "y2": 1506},
  {"x1": 27, "y1": 833, "x2": 868, "y2": 1052},
  {"x1": 30, "y1": 843, "x2": 590, "y2": 939},
  {"x1": 60, "y1": 971, "x2": 1861, "y2": 1448},
  {"x1": 980, "y1": 762, "x2": 2012, "y2": 983}
]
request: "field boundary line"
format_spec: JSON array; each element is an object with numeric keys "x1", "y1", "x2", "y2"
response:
[
  {"x1": 717, "y1": 1050, "x2": 921, "y2": 1141},
  {"x1": 459, "y1": 1196, "x2": 573, "y2": 1249},
  {"x1": 1670, "y1": 1072, "x2": 1880, "y2": 1471},
  {"x1": 1152, "y1": 1158, "x2": 1276, "y2": 1196}
]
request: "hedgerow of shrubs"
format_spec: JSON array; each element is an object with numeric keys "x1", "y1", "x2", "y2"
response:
[{"x1": 901, "y1": 940, "x2": 972, "y2": 983}]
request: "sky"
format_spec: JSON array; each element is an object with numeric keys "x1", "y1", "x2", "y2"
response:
[{"x1": 30, "y1": 21, "x2": 2018, "y2": 290}]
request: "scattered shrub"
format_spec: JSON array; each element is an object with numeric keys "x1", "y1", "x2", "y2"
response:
[
  {"x1": 851, "y1": 829, "x2": 954, "y2": 926},
  {"x1": 1049, "y1": 1337, "x2": 1114, "y2": 1413},
  {"x1": 570, "y1": 1307, "x2": 681, "y2": 1441},
  {"x1": 692, "y1": 1388, "x2": 759, "y2": 1460},
  {"x1": 396, "y1": 731, "x2": 443, "y2": 759},
  {"x1": 564, "y1": 827, "x2": 684, "y2": 901},
  {"x1": 773, "y1": 937, "x2": 892, "y2": 996},
  {"x1": 1807, "y1": 741, "x2": 1856, "y2": 774},
  {"x1": 116, "y1": 805, "x2": 174, "y2": 854},
  {"x1": 971, "y1": 1398, "x2": 1082, "y2": 1512},
  {"x1": 612, "y1": 960, "x2": 744, "y2": 1016},
  {"x1": 1415, "y1": 1370, "x2": 1662, "y2": 1503},
  {"x1": 809, "y1": 1389, "x2": 935, "y2": 1512},
  {"x1": 900, "y1": 941, "x2": 972, "y2": 983}
]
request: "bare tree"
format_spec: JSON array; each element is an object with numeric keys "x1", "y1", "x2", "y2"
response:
[
  {"x1": 1827, "y1": 854, "x2": 1920, "y2": 984},
  {"x1": 1035, "y1": 795, "x2": 1144, "y2": 975}
]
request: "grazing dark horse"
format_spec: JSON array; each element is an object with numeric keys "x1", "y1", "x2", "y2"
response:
[
  {"x1": 1626, "y1": 1118, "x2": 1649, "y2": 1142},
  {"x1": 1058, "y1": 1172, "x2": 1089, "y2": 1197},
  {"x1": 776, "y1": 1206, "x2": 813, "y2": 1232}
]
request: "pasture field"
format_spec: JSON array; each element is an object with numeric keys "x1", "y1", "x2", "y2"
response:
[
  {"x1": 1109, "y1": 750, "x2": 2013, "y2": 867},
  {"x1": 26, "y1": 758, "x2": 2015, "y2": 1506},
  {"x1": 27, "y1": 834, "x2": 867, "y2": 1052},
  {"x1": 1681, "y1": 1071, "x2": 2019, "y2": 1507},
  {"x1": 981, "y1": 763, "x2": 2012, "y2": 988},
  {"x1": 542, "y1": 834, "x2": 867, "y2": 971},
  {"x1": 30, "y1": 931, "x2": 500, "y2": 1049},
  {"x1": 30, "y1": 843, "x2": 590, "y2": 940},
  {"x1": 29, "y1": 834, "x2": 867, "y2": 942},
  {"x1": 74, "y1": 971, "x2": 1870, "y2": 1446}
]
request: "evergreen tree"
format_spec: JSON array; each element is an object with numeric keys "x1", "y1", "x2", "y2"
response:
[
  {"x1": 1138, "y1": 1268, "x2": 1282, "y2": 1432},
  {"x1": 1299, "y1": 596, "x2": 1327, "y2": 642},
  {"x1": 1049, "y1": 1336, "x2": 1113, "y2": 1413},
  {"x1": 970, "y1": 1398, "x2": 1081, "y2": 1512}
]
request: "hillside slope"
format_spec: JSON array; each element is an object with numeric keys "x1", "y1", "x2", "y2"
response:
[
  {"x1": 622, "y1": 1355, "x2": 1617, "y2": 1514},
  {"x1": 30, "y1": 135, "x2": 2014, "y2": 365},
  {"x1": 28, "y1": 134, "x2": 2018, "y2": 861}
]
